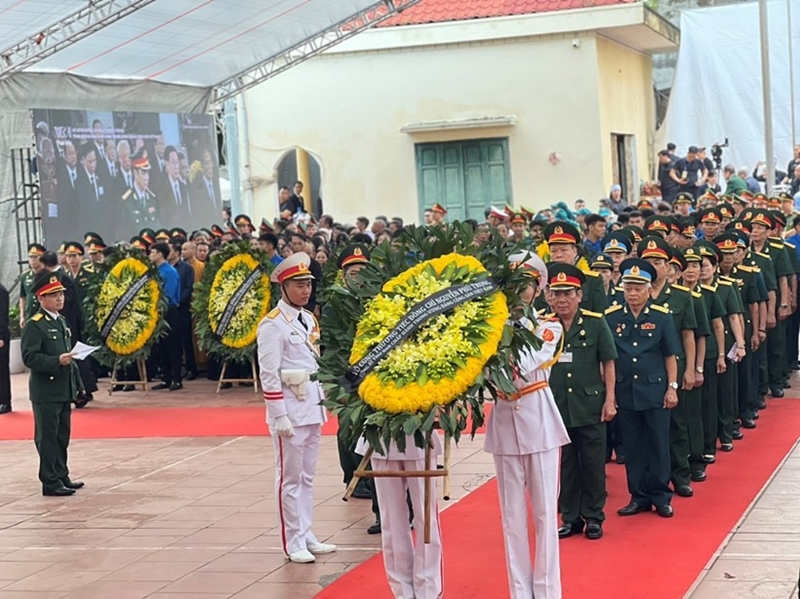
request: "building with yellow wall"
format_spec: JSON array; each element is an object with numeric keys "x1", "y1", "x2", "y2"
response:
[{"x1": 243, "y1": 0, "x2": 679, "y2": 224}]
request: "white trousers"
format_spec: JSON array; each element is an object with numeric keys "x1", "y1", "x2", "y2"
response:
[
  {"x1": 271, "y1": 423, "x2": 321, "y2": 556},
  {"x1": 371, "y1": 457, "x2": 444, "y2": 599},
  {"x1": 493, "y1": 449, "x2": 562, "y2": 599}
]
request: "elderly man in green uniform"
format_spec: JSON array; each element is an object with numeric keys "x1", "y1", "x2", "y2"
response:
[
  {"x1": 21, "y1": 272, "x2": 85, "y2": 496},
  {"x1": 668, "y1": 250, "x2": 711, "y2": 485},
  {"x1": 19, "y1": 243, "x2": 47, "y2": 327},
  {"x1": 768, "y1": 210, "x2": 800, "y2": 390},
  {"x1": 636, "y1": 236, "x2": 698, "y2": 498},
  {"x1": 697, "y1": 237, "x2": 747, "y2": 450},
  {"x1": 122, "y1": 149, "x2": 159, "y2": 229},
  {"x1": 747, "y1": 210, "x2": 787, "y2": 400},
  {"x1": 541, "y1": 221, "x2": 608, "y2": 313},
  {"x1": 605, "y1": 258, "x2": 681, "y2": 518},
  {"x1": 547, "y1": 263, "x2": 618, "y2": 540},
  {"x1": 681, "y1": 246, "x2": 727, "y2": 478},
  {"x1": 719, "y1": 229, "x2": 765, "y2": 430},
  {"x1": 329, "y1": 245, "x2": 375, "y2": 501}
]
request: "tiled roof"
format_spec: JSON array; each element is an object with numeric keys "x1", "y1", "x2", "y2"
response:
[{"x1": 380, "y1": 0, "x2": 636, "y2": 27}]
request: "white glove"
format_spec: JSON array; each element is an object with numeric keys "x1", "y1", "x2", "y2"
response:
[{"x1": 274, "y1": 415, "x2": 295, "y2": 438}]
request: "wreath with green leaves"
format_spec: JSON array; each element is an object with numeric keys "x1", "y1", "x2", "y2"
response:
[
  {"x1": 192, "y1": 241, "x2": 277, "y2": 364},
  {"x1": 319, "y1": 223, "x2": 543, "y2": 455},
  {"x1": 84, "y1": 248, "x2": 168, "y2": 367}
]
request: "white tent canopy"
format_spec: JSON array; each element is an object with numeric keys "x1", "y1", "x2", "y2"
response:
[
  {"x1": 662, "y1": 0, "x2": 800, "y2": 172},
  {"x1": 0, "y1": 0, "x2": 417, "y2": 289}
]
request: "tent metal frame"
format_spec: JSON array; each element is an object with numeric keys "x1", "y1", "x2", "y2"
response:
[
  {"x1": 210, "y1": 0, "x2": 420, "y2": 105},
  {"x1": 0, "y1": 0, "x2": 157, "y2": 83},
  {"x1": 10, "y1": 148, "x2": 43, "y2": 281}
]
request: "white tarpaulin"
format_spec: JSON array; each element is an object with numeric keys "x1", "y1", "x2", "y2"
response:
[{"x1": 663, "y1": 0, "x2": 800, "y2": 170}]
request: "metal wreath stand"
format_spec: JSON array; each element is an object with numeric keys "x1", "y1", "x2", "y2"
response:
[{"x1": 342, "y1": 413, "x2": 454, "y2": 544}]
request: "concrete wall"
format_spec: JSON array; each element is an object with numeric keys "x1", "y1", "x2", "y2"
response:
[
  {"x1": 243, "y1": 8, "x2": 665, "y2": 224},
  {"x1": 596, "y1": 35, "x2": 657, "y2": 191},
  {"x1": 244, "y1": 29, "x2": 608, "y2": 224}
]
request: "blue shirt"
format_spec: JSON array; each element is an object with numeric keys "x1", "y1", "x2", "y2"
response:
[
  {"x1": 158, "y1": 261, "x2": 180, "y2": 307},
  {"x1": 270, "y1": 254, "x2": 283, "y2": 266},
  {"x1": 583, "y1": 238, "x2": 603, "y2": 257}
]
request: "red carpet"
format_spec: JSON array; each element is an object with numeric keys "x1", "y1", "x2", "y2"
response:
[
  {"x1": 318, "y1": 397, "x2": 800, "y2": 599},
  {"x1": 0, "y1": 407, "x2": 341, "y2": 440}
]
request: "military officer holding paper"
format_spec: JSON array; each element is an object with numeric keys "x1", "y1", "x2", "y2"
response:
[{"x1": 21, "y1": 273, "x2": 85, "y2": 496}]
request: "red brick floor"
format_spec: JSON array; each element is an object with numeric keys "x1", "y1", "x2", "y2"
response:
[{"x1": 0, "y1": 372, "x2": 496, "y2": 598}]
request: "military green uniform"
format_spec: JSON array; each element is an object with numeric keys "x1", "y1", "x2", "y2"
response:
[
  {"x1": 649, "y1": 283, "x2": 697, "y2": 489},
  {"x1": 122, "y1": 186, "x2": 160, "y2": 228},
  {"x1": 550, "y1": 309, "x2": 618, "y2": 524},
  {"x1": 726, "y1": 264, "x2": 765, "y2": 421},
  {"x1": 21, "y1": 309, "x2": 83, "y2": 492},
  {"x1": 713, "y1": 277, "x2": 745, "y2": 443},
  {"x1": 685, "y1": 289, "x2": 710, "y2": 476},
  {"x1": 19, "y1": 269, "x2": 40, "y2": 322},
  {"x1": 748, "y1": 249, "x2": 779, "y2": 397},
  {"x1": 762, "y1": 238, "x2": 793, "y2": 392},
  {"x1": 696, "y1": 283, "x2": 727, "y2": 462},
  {"x1": 780, "y1": 240, "x2": 800, "y2": 383},
  {"x1": 580, "y1": 271, "x2": 609, "y2": 313}
]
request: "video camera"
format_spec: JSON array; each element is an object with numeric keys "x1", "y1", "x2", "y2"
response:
[{"x1": 711, "y1": 138, "x2": 729, "y2": 171}]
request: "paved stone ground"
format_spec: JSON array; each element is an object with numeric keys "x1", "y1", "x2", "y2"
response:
[
  {"x1": 688, "y1": 440, "x2": 800, "y2": 599},
  {"x1": 1, "y1": 373, "x2": 799, "y2": 598},
  {"x1": 0, "y1": 373, "x2": 494, "y2": 599}
]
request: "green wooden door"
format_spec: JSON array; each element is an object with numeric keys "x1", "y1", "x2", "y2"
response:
[{"x1": 415, "y1": 138, "x2": 511, "y2": 222}]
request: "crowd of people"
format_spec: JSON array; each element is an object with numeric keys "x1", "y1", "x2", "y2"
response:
[{"x1": 6, "y1": 142, "x2": 800, "y2": 597}]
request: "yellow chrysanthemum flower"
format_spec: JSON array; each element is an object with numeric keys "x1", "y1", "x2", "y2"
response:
[
  {"x1": 350, "y1": 253, "x2": 508, "y2": 414},
  {"x1": 96, "y1": 258, "x2": 160, "y2": 356},
  {"x1": 208, "y1": 252, "x2": 271, "y2": 349}
]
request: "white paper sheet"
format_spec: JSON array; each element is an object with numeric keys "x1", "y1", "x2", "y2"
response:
[{"x1": 71, "y1": 341, "x2": 100, "y2": 361}]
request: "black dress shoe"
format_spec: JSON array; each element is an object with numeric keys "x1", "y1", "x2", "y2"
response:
[
  {"x1": 169, "y1": 382, "x2": 183, "y2": 391},
  {"x1": 61, "y1": 480, "x2": 85, "y2": 490},
  {"x1": 186, "y1": 372, "x2": 197, "y2": 381},
  {"x1": 585, "y1": 520, "x2": 603, "y2": 540},
  {"x1": 656, "y1": 504, "x2": 674, "y2": 518},
  {"x1": 752, "y1": 412, "x2": 760, "y2": 420},
  {"x1": 674, "y1": 485, "x2": 693, "y2": 497},
  {"x1": 558, "y1": 519, "x2": 585, "y2": 538},
  {"x1": 782, "y1": 380, "x2": 791, "y2": 389},
  {"x1": 122, "y1": 385, "x2": 135, "y2": 392},
  {"x1": 757, "y1": 398, "x2": 767, "y2": 410},
  {"x1": 351, "y1": 480, "x2": 372, "y2": 500},
  {"x1": 770, "y1": 388, "x2": 785, "y2": 398},
  {"x1": 0, "y1": 403, "x2": 11, "y2": 414},
  {"x1": 367, "y1": 519, "x2": 381, "y2": 535},
  {"x1": 617, "y1": 502, "x2": 651, "y2": 516},
  {"x1": 112, "y1": 385, "x2": 124, "y2": 392},
  {"x1": 615, "y1": 453, "x2": 626, "y2": 465},
  {"x1": 43, "y1": 486, "x2": 75, "y2": 497},
  {"x1": 720, "y1": 443, "x2": 734, "y2": 452},
  {"x1": 702, "y1": 454, "x2": 716, "y2": 464},
  {"x1": 74, "y1": 394, "x2": 90, "y2": 409},
  {"x1": 690, "y1": 470, "x2": 707, "y2": 482},
  {"x1": 732, "y1": 430, "x2": 744, "y2": 440},
  {"x1": 219, "y1": 382, "x2": 232, "y2": 390},
  {"x1": 152, "y1": 382, "x2": 170, "y2": 390},
  {"x1": 740, "y1": 418, "x2": 756, "y2": 429}
]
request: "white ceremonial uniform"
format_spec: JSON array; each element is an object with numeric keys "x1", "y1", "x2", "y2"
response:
[
  {"x1": 484, "y1": 315, "x2": 570, "y2": 599},
  {"x1": 356, "y1": 434, "x2": 444, "y2": 599},
  {"x1": 257, "y1": 298, "x2": 327, "y2": 557}
]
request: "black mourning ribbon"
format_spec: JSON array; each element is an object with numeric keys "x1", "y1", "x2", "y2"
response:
[
  {"x1": 100, "y1": 273, "x2": 151, "y2": 341},
  {"x1": 342, "y1": 277, "x2": 498, "y2": 392},
  {"x1": 212, "y1": 266, "x2": 264, "y2": 341}
]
